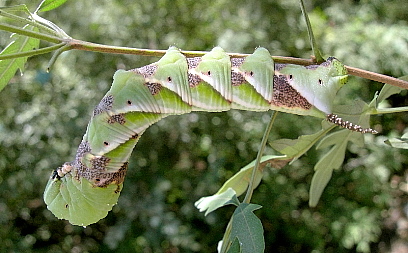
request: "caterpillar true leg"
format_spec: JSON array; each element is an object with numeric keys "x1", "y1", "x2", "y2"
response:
[{"x1": 326, "y1": 113, "x2": 378, "y2": 134}]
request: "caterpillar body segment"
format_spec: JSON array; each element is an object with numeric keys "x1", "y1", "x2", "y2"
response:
[{"x1": 44, "y1": 46, "x2": 367, "y2": 226}]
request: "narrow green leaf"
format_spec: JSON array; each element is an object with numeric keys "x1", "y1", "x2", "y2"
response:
[
  {"x1": 315, "y1": 132, "x2": 348, "y2": 172},
  {"x1": 310, "y1": 100, "x2": 376, "y2": 206},
  {"x1": 385, "y1": 133, "x2": 408, "y2": 149},
  {"x1": 0, "y1": 4, "x2": 30, "y2": 13},
  {"x1": 0, "y1": 25, "x2": 40, "y2": 92},
  {"x1": 310, "y1": 129, "x2": 361, "y2": 206},
  {"x1": 215, "y1": 155, "x2": 286, "y2": 197},
  {"x1": 316, "y1": 129, "x2": 363, "y2": 150},
  {"x1": 309, "y1": 166, "x2": 333, "y2": 207},
  {"x1": 195, "y1": 155, "x2": 287, "y2": 215},
  {"x1": 374, "y1": 81, "x2": 408, "y2": 114},
  {"x1": 195, "y1": 188, "x2": 240, "y2": 216},
  {"x1": 37, "y1": 0, "x2": 68, "y2": 13},
  {"x1": 375, "y1": 106, "x2": 408, "y2": 114},
  {"x1": 376, "y1": 83, "x2": 404, "y2": 105},
  {"x1": 229, "y1": 204, "x2": 264, "y2": 253},
  {"x1": 270, "y1": 120, "x2": 334, "y2": 162}
]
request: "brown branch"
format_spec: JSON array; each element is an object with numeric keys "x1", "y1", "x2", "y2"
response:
[
  {"x1": 66, "y1": 39, "x2": 408, "y2": 89},
  {"x1": 346, "y1": 65, "x2": 408, "y2": 89},
  {"x1": 66, "y1": 39, "x2": 316, "y2": 63}
]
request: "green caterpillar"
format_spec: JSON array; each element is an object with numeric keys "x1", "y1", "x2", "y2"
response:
[{"x1": 43, "y1": 46, "x2": 376, "y2": 226}]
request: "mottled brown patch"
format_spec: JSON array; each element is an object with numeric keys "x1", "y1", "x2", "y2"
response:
[
  {"x1": 187, "y1": 57, "x2": 202, "y2": 69},
  {"x1": 134, "y1": 64, "x2": 158, "y2": 78},
  {"x1": 107, "y1": 113, "x2": 126, "y2": 124},
  {"x1": 272, "y1": 75, "x2": 312, "y2": 110},
  {"x1": 92, "y1": 162, "x2": 128, "y2": 187},
  {"x1": 146, "y1": 82, "x2": 162, "y2": 95},
  {"x1": 74, "y1": 141, "x2": 91, "y2": 166},
  {"x1": 231, "y1": 57, "x2": 245, "y2": 67},
  {"x1": 274, "y1": 64, "x2": 286, "y2": 71},
  {"x1": 93, "y1": 95, "x2": 114, "y2": 116},
  {"x1": 231, "y1": 71, "x2": 245, "y2": 86},
  {"x1": 71, "y1": 141, "x2": 129, "y2": 187},
  {"x1": 90, "y1": 156, "x2": 111, "y2": 171},
  {"x1": 305, "y1": 64, "x2": 320, "y2": 70},
  {"x1": 131, "y1": 133, "x2": 139, "y2": 139},
  {"x1": 188, "y1": 73, "x2": 202, "y2": 87}
]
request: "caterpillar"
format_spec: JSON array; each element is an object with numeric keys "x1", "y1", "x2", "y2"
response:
[{"x1": 43, "y1": 46, "x2": 376, "y2": 226}]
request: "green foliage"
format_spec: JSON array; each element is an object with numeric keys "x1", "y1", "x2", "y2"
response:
[
  {"x1": 36, "y1": 0, "x2": 67, "y2": 13},
  {"x1": 0, "y1": 0, "x2": 407, "y2": 252},
  {"x1": 385, "y1": 132, "x2": 408, "y2": 149},
  {"x1": 228, "y1": 204, "x2": 264, "y2": 253},
  {"x1": 0, "y1": 25, "x2": 39, "y2": 91}
]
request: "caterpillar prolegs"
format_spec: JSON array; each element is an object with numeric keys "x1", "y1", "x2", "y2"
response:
[{"x1": 43, "y1": 46, "x2": 376, "y2": 226}]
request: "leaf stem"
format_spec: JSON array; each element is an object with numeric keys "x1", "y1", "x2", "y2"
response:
[
  {"x1": 0, "y1": 42, "x2": 65, "y2": 60},
  {"x1": 0, "y1": 8, "x2": 58, "y2": 36},
  {"x1": 298, "y1": 0, "x2": 324, "y2": 62},
  {"x1": 46, "y1": 43, "x2": 71, "y2": 71},
  {"x1": 220, "y1": 219, "x2": 233, "y2": 253},
  {"x1": 243, "y1": 111, "x2": 278, "y2": 204},
  {"x1": 0, "y1": 23, "x2": 61, "y2": 43}
]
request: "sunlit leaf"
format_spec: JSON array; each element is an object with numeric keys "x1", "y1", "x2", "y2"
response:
[
  {"x1": 195, "y1": 188, "x2": 240, "y2": 216},
  {"x1": 270, "y1": 120, "x2": 334, "y2": 162},
  {"x1": 215, "y1": 155, "x2": 287, "y2": 197},
  {"x1": 195, "y1": 155, "x2": 287, "y2": 215},
  {"x1": 0, "y1": 25, "x2": 40, "y2": 92},
  {"x1": 37, "y1": 0, "x2": 68, "y2": 12}
]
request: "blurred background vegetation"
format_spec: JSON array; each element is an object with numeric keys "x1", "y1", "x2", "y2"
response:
[{"x1": 0, "y1": 0, "x2": 407, "y2": 252}]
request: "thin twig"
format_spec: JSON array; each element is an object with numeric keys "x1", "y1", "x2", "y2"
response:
[
  {"x1": 0, "y1": 42, "x2": 65, "y2": 60},
  {"x1": 68, "y1": 39, "x2": 408, "y2": 89},
  {"x1": 0, "y1": 23, "x2": 61, "y2": 43},
  {"x1": 1, "y1": 23, "x2": 406, "y2": 90},
  {"x1": 67, "y1": 38, "x2": 316, "y2": 63},
  {"x1": 243, "y1": 111, "x2": 278, "y2": 204},
  {"x1": 346, "y1": 65, "x2": 408, "y2": 89}
]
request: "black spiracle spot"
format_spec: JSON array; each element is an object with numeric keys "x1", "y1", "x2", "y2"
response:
[{"x1": 115, "y1": 185, "x2": 121, "y2": 194}]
